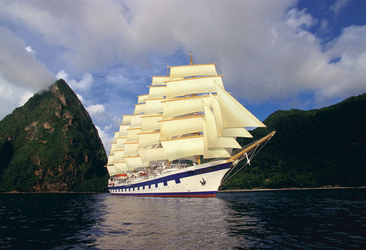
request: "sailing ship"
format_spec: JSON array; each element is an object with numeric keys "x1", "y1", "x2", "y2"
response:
[{"x1": 106, "y1": 54, "x2": 275, "y2": 197}]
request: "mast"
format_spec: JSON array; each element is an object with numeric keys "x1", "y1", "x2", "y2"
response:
[{"x1": 189, "y1": 51, "x2": 200, "y2": 163}]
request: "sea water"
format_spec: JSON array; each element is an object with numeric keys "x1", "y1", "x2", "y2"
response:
[{"x1": 0, "y1": 189, "x2": 365, "y2": 249}]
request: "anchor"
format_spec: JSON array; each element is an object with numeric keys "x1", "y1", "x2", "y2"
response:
[{"x1": 200, "y1": 178, "x2": 206, "y2": 185}]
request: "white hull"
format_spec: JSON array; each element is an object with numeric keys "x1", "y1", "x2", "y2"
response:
[{"x1": 108, "y1": 160, "x2": 232, "y2": 197}]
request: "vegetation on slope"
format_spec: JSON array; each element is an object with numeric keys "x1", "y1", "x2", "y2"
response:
[
  {"x1": 0, "y1": 79, "x2": 108, "y2": 192},
  {"x1": 221, "y1": 93, "x2": 366, "y2": 190}
]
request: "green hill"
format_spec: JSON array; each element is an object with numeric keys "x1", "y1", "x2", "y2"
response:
[
  {"x1": 0, "y1": 79, "x2": 108, "y2": 192},
  {"x1": 221, "y1": 93, "x2": 366, "y2": 190}
]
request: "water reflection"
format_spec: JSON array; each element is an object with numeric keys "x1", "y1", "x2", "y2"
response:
[
  {"x1": 94, "y1": 195, "x2": 240, "y2": 249},
  {"x1": 1, "y1": 189, "x2": 365, "y2": 249}
]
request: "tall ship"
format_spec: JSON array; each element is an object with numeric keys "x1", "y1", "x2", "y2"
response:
[{"x1": 106, "y1": 55, "x2": 275, "y2": 197}]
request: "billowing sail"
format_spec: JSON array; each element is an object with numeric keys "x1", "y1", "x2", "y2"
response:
[
  {"x1": 160, "y1": 115, "x2": 204, "y2": 140},
  {"x1": 166, "y1": 76, "x2": 223, "y2": 98},
  {"x1": 151, "y1": 76, "x2": 169, "y2": 86},
  {"x1": 114, "y1": 161, "x2": 128, "y2": 173},
  {"x1": 162, "y1": 95, "x2": 213, "y2": 119},
  {"x1": 169, "y1": 64, "x2": 218, "y2": 80},
  {"x1": 138, "y1": 132, "x2": 160, "y2": 148},
  {"x1": 160, "y1": 135, "x2": 204, "y2": 162},
  {"x1": 141, "y1": 115, "x2": 162, "y2": 131}
]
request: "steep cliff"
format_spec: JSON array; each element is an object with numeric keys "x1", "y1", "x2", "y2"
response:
[{"x1": 0, "y1": 79, "x2": 108, "y2": 192}]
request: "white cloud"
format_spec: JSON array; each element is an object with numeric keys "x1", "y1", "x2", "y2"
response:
[
  {"x1": 1, "y1": 0, "x2": 366, "y2": 146},
  {"x1": 0, "y1": 75, "x2": 35, "y2": 119},
  {"x1": 96, "y1": 125, "x2": 114, "y2": 152},
  {"x1": 0, "y1": 26, "x2": 54, "y2": 119},
  {"x1": 19, "y1": 91, "x2": 34, "y2": 106},
  {"x1": 87, "y1": 104, "x2": 106, "y2": 116},
  {"x1": 0, "y1": 26, "x2": 55, "y2": 91},
  {"x1": 56, "y1": 70, "x2": 93, "y2": 91},
  {"x1": 331, "y1": 0, "x2": 351, "y2": 14}
]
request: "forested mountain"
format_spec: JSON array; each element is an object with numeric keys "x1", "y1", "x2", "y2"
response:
[
  {"x1": 0, "y1": 79, "x2": 108, "y2": 192},
  {"x1": 221, "y1": 93, "x2": 366, "y2": 190}
]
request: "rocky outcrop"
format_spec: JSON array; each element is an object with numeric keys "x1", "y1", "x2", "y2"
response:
[{"x1": 0, "y1": 79, "x2": 108, "y2": 192}]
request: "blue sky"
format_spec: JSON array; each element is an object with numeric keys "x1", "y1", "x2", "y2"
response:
[{"x1": 0, "y1": 0, "x2": 365, "y2": 151}]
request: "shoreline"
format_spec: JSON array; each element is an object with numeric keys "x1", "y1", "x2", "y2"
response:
[
  {"x1": 0, "y1": 191, "x2": 108, "y2": 194},
  {"x1": 218, "y1": 186, "x2": 366, "y2": 192}
]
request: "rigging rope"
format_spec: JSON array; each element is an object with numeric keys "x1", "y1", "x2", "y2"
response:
[{"x1": 220, "y1": 134, "x2": 274, "y2": 185}]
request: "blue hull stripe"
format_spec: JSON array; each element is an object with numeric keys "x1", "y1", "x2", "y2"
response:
[{"x1": 108, "y1": 161, "x2": 232, "y2": 191}]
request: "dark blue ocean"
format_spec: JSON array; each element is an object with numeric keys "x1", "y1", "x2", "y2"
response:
[{"x1": 1, "y1": 189, "x2": 365, "y2": 249}]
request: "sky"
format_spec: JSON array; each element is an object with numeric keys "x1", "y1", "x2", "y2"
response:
[{"x1": 0, "y1": 0, "x2": 366, "y2": 152}]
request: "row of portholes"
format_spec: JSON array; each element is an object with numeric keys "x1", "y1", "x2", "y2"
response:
[
  {"x1": 111, "y1": 184, "x2": 158, "y2": 193},
  {"x1": 111, "y1": 179, "x2": 175, "y2": 192},
  {"x1": 111, "y1": 182, "x2": 179, "y2": 193}
]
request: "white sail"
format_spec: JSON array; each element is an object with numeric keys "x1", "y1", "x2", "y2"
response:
[
  {"x1": 107, "y1": 154, "x2": 114, "y2": 165},
  {"x1": 130, "y1": 115, "x2": 143, "y2": 128},
  {"x1": 137, "y1": 94, "x2": 149, "y2": 104},
  {"x1": 113, "y1": 149, "x2": 125, "y2": 162},
  {"x1": 160, "y1": 135, "x2": 204, "y2": 162},
  {"x1": 169, "y1": 64, "x2": 218, "y2": 80},
  {"x1": 110, "y1": 141, "x2": 117, "y2": 153},
  {"x1": 114, "y1": 161, "x2": 128, "y2": 174},
  {"x1": 204, "y1": 147, "x2": 231, "y2": 159},
  {"x1": 160, "y1": 116, "x2": 204, "y2": 140},
  {"x1": 210, "y1": 93, "x2": 253, "y2": 138},
  {"x1": 134, "y1": 103, "x2": 146, "y2": 114},
  {"x1": 141, "y1": 115, "x2": 162, "y2": 132},
  {"x1": 115, "y1": 136, "x2": 127, "y2": 150},
  {"x1": 126, "y1": 128, "x2": 141, "y2": 142},
  {"x1": 122, "y1": 115, "x2": 131, "y2": 125},
  {"x1": 124, "y1": 142, "x2": 139, "y2": 156},
  {"x1": 166, "y1": 76, "x2": 223, "y2": 99},
  {"x1": 151, "y1": 76, "x2": 169, "y2": 86},
  {"x1": 138, "y1": 147, "x2": 168, "y2": 164},
  {"x1": 118, "y1": 125, "x2": 129, "y2": 136},
  {"x1": 203, "y1": 103, "x2": 241, "y2": 149},
  {"x1": 145, "y1": 98, "x2": 164, "y2": 115},
  {"x1": 138, "y1": 132, "x2": 161, "y2": 148},
  {"x1": 162, "y1": 95, "x2": 213, "y2": 119},
  {"x1": 217, "y1": 86, "x2": 265, "y2": 128},
  {"x1": 106, "y1": 165, "x2": 117, "y2": 176},
  {"x1": 124, "y1": 156, "x2": 143, "y2": 170},
  {"x1": 148, "y1": 86, "x2": 167, "y2": 99}
]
